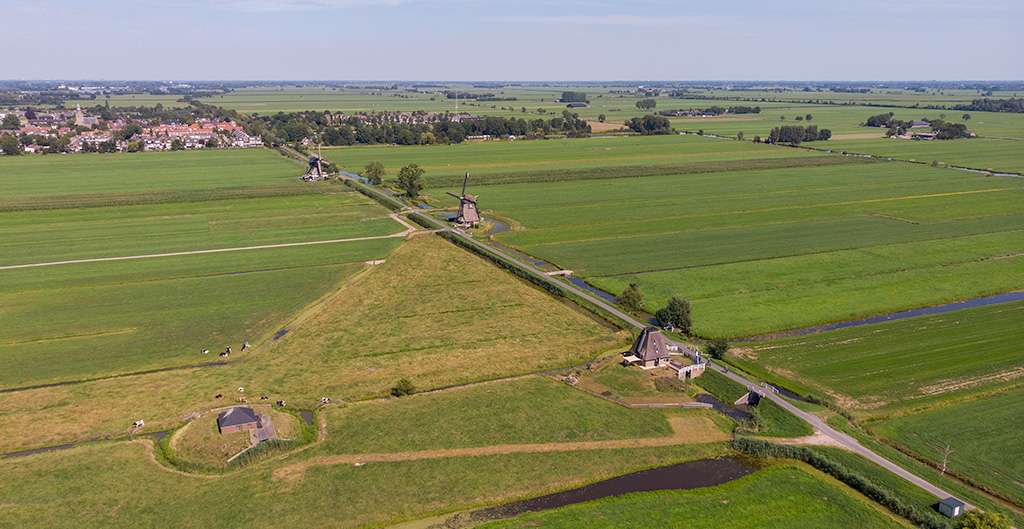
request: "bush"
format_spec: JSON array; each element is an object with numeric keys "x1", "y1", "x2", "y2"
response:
[
  {"x1": 704, "y1": 339, "x2": 729, "y2": 359},
  {"x1": 391, "y1": 378, "x2": 416, "y2": 397}
]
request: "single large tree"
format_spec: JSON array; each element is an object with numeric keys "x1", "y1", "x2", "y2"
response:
[
  {"x1": 0, "y1": 134, "x2": 23, "y2": 155},
  {"x1": 1, "y1": 114, "x2": 21, "y2": 130},
  {"x1": 363, "y1": 161, "x2": 386, "y2": 185},
  {"x1": 655, "y1": 297, "x2": 692, "y2": 334},
  {"x1": 617, "y1": 283, "x2": 644, "y2": 312},
  {"x1": 397, "y1": 163, "x2": 425, "y2": 198},
  {"x1": 636, "y1": 98, "x2": 657, "y2": 111}
]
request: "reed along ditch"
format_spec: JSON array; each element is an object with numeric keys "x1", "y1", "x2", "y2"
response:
[{"x1": 466, "y1": 457, "x2": 756, "y2": 522}]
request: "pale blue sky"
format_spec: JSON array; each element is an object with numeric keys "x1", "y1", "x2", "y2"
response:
[{"x1": 2, "y1": 0, "x2": 1021, "y2": 80}]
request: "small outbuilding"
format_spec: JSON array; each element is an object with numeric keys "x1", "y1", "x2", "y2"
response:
[
  {"x1": 216, "y1": 406, "x2": 262, "y2": 434},
  {"x1": 937, "y1": 497, "x2": 965, "y2": 518},
  {"x1": 622, "y1": 327, "x2": 671, "y2": 369}
]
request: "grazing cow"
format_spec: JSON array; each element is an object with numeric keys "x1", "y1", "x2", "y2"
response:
[
  {"x1": 201, "y1": 349, "x2": 209, "y2": 355},
  {"x1": 276, "y1": 400, "x2": 286, "y2": 407},
  {"x1": 215, "y1": 394, "x2": 223, "y2": 399}
]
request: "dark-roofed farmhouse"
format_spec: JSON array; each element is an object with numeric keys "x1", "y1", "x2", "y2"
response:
[
  {"x1": 217, "y1": 406, "x2": 262, "y2": 434},
  {"x1": 622, "y1": 327, "x2": 670, "y2": 369}
]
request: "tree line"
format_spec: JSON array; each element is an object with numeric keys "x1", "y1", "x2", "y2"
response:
[
  {"x1": 954, "y1": 98, "x2": 1024, "y2": 113},
  {"x1": 763, "y1": 125, "x2": 832, "y2": 144},
  {"x1": 249, "y1": 111, "x2": 592, "y2": 146}
]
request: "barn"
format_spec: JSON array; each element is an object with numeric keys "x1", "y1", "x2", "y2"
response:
[{"x1": 216, "y1": 406, "x2": 262, "y2": 434}]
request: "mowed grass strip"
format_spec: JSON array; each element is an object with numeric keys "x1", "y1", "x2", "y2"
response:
[
  {"x1": 0, "y1": 439, "x2": 728, "y2": 529},
  {"x1": 736, "y1": 301, "x2": 1024, "y2": 411},
  {"x1": 322, "y1": 376, "x2": 673, "y2": 453},
  {"x1": 0, "y1": 148, "x2": 300, "y2": 199},
  {"x1": 870, "y1": 388, "x2": 1024, "y2": 506},
  {"x1": 0, "y1": 238, "x2": 400, "y2": 389},
  {"x1": 0, "y1": 190, "x2": 402, "y2": 265},
  {"x1": 260, "y1": 234, "x2": 626, "y2": 401},
  {"x1": 480, "y1": 465, "x2": 911, "y2": 529},
  {"x1": 830, "y1": 137, "x2": 1024, "y2": 174}
]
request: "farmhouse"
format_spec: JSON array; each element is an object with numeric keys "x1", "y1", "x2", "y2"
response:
[
  {"x1": 216, "y1": 406, "x2": 262, "y2": 434},
  {"x1": 622, "y1": 327, "x2": 670, "y2": 369}
]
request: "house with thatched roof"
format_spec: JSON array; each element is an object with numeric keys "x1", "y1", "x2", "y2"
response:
[{"x1": 622, "y1": 327, "x2": 670, "y2": 369}]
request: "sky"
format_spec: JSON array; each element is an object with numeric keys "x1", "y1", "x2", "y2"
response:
[{"x1": 2, "y1": 0, "x2": 1021, "y2": 81}]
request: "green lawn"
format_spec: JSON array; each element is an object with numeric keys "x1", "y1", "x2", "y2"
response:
[
  {"x1": 480, "y1": 465, "x2": 910, "y2": 529},
  {"x1": 738, "y1": 301, "x2": 1024, "y2": 411},
  {"x1": 323, "y1": 376, "x2": 672, "y2": 453},
  {"x1": 871, "y1": 388, "x2": 1024, "y2": 506},
  {"x1": 450, "y1": 154, "x2": 1024, "y2": 337},
  {"x1": 695, "y1": 369, "x2": 812, "y2": 438}
]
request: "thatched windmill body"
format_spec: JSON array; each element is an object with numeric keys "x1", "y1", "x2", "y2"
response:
[{"x1": 447, "y1": 172, "x2": 480, "y2": 227}]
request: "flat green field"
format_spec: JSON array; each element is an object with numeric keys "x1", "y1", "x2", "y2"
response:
[
  {"x1": 0, "y1": 240, "x2": 399, "y2": 389},
  {"x1": 327, "y1": 133, "x2": 820, "y2": 183},
  {"x1": 871, "y1": 388, "x2": 1024, "y2": 506},
  {"x1": 481, "y1": 465, "x2": 910, "y2": 529},
  {"x1": 323, "y1": 376, "x2": 673, "y2": 453},
  {"x1": 0, "y1": 149, "x2": 300, "y2": 202},
  {"x1": 829, "y1": 137, "x2": 1024, "y2": 174},
  {"x1": 456, "y1": 156, "x2": 1024, "y2": 337},
  {"x1": 733, "y1": 301, "x2": 1024, "y2": 412},
  {"x1": 96, "y1": 94, "x2": 188, "y2": 108},
  {"x1": 0, "y1": 190, "x2": 401, "y2": 265}
]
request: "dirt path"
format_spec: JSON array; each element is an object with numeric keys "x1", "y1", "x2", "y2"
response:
[{"x1": 273, "y1": 416, "x2": 728, "y2": 483}]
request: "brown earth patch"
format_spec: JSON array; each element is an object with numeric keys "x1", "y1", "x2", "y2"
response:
[{"x1": 586, "y1": 121, "x2": 625, "y2": 132}]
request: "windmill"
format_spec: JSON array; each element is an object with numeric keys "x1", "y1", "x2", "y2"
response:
[
  {"x1": 447, "y1": 172, "x2": 480, "y2": 227},
  {"x1": 302, "y1": 143, "x2": 325, "y2": 181}
]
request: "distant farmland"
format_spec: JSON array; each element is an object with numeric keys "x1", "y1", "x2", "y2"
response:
[{"x1": 420, "y1": 138, "x2": 1024, "y2": 337}]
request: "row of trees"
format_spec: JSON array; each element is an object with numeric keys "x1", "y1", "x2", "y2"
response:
[
  {"x1": 252, "y1": 111, "x2": 591, "y2": 147},
  {"x1": 954, "y1": 97, "x2": 1024, "y2": 113},
  {"x1": 764, "y1": 125, "x2": 832, "y2": 144}
]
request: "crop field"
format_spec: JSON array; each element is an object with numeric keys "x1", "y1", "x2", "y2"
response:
[
  {"x1": 871, "y1": 388, "x2": 1024, "y2": 505},
  {"x1": 0, "y1": 148, "x2": 301, "y2": 203},
  {"x1": 445, "y1": 152, "x2": 1024, "y2": 337},
  {"x1": 732, "y1": 301, "x2": 1024, "y2": 413},
  {"x1": 481, "y1": 465, "x2": 910, "y2": 529}
]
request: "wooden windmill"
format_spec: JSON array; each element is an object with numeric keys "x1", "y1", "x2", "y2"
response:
[
  {"x1": 447, "y1": 172, "x2": 480, "y2": 227},
  {"x1": 303, "y1": 143, "x2": 325, "y2": 181}
]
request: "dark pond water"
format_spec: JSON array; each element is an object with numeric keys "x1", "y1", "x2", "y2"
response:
[
  {"x1": 3, "y1": 443, "x2": 77, "y2": 459},
  {"x1": 468, "y1": 457, "x2": 755, "y2": 522},
  {"x1": 299, "y1": 411, "x2": 314, "y2": 425},
  {"x1": 567, "y1": 277, "x2": 618, "y2": 304},
  {"x1": 741, "y1": 291, "x2": 1024, "y2": 341},
  {"x1": 272, "y1": 328, "x2": 290, "y2": 341}
]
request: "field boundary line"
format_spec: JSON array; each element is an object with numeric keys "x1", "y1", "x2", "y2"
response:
[{"x1": 0, "y1": 229, "x2": 413, "y2": 271}]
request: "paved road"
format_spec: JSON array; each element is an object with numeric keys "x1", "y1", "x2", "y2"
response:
[{"x1": 0, "y1": 214, "x2": 414, "y2": 271}]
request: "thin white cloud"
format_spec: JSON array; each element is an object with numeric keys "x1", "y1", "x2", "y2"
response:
[{"x1": 491, "y1": 14, "x2": 729, "y2": 28}]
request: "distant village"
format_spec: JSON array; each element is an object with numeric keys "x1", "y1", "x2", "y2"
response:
[{"x1": 0, "y1": 105, "x2": 263, "y2": 155}]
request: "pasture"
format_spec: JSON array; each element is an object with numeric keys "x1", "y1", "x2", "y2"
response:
[
  {"x1": 871, "y1": 388, "x2": 1024, "y2": 506},
  {"x1": 732, "y1": 301, "x2": 1024, "y2": 413},
  {"x1": 449, "y1": 154, "x2": 1024, "y2": 337},
  {"x1": 0, "y1": 234, "x2": 623, "y2": 452},
  {"x1": 828, "y1": 137, "x2": 1024, "y2": 174},
  {"x1": 0, "y1": 439, "x2": 729, "y2": 529},
  {"x1": 480, "y1": 465, "x2": 911, "y2": 529},
  {"x1": 327, "y1": 133, "x2": 820, "y2": 183},
  {"x1": 0, "y1": 148, "x2": 300, "y2": 203}
]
